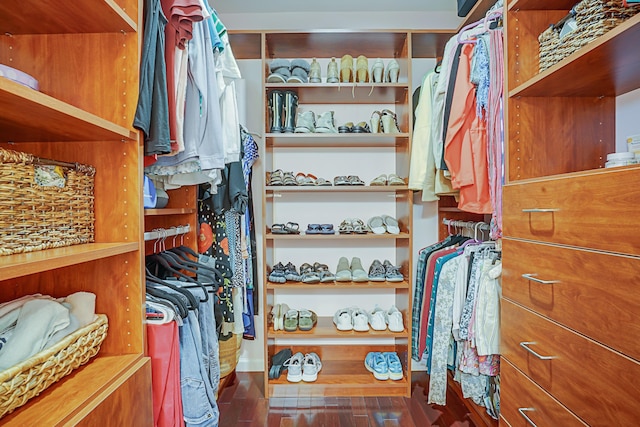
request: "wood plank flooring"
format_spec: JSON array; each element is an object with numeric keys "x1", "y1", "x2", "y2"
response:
[{"x1": 218, "y1": 372, "x2": 482, "y2": 427}]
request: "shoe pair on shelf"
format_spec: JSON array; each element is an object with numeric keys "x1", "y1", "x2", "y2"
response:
[
  {"x1": 294, "y1": 110, "x2": 338, "y2": 133},
  {"x1": 283, "y1": 351, "x2": 322, "y2": 382},
  {"x1": 305, "y1": 224, "x2": 335, "y2": 235},
  {"x1": 333, "y1": 175, "x2": 365, "y2": 186},
  {"x1": 338, "y1": 55, "x2": 400, "y2": 83},
  {"x1": 367, "y1": 215, "x2": 400, "y2": 235},
  {"x1": 370, "y1": 58, "x2": 400, "y2": 83},
  {"x1": 270, "y1": 222, "x2": 300, "y2": 235},
  {"x1": 338, "y1": 121, "x2": 371, "y2": 133},
  {"x1": 338, "y1": 218, "x2": 369, "y2": 234},
  {"x1": 271, "y1": 303, "x2": 317, "y2": 332},
  {"x1": 269, "y1": 261, "x2": 303, "y2": 283},
  {"x1": 267, "y1": 59, "x2": 311, "y2": 83},
  {"x1": 369, "y1": 173, "x2": 406, "y2": 186},
  {"x1": 335, "y1": 256, "x2": 368, "y2": 282},
  {"x1": 365, "y1": 351, "x2": 403, "y2": 381},
  {"x1": 367, "y1": 259, "x2": 404, "y2": 282},
  {"x1": 269, "y1": 262, "x2": 336, "y2": 284},
  {"x1": 333, "y1": 305, "x2": 404, "y2": 332}
]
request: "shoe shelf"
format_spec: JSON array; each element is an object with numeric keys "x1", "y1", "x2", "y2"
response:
[
  {"x1": 267, "y1": 345, "x2": 409, "y2": 398},
  {"x1": 268, "y1": 317, "x2": 406, "y2": 339},
  {"x1": 262, "y1": 30, "x2": 413, "y2": 399}
]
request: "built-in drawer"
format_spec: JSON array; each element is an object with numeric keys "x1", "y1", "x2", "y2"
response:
[
  {"x1": 502, "y1": 299, "x2": 640, "y2": 425},
  {"x1": 502, "y1": 167, "x2": 640, "y2": 255},
  {"x1": 501, "y1": 358, "x2": 587, "y2": 427},
  {"x1": 502, "y1": 238, "x2": 640, "y2": 361}
]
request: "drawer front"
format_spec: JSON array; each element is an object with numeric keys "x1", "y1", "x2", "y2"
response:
[
  {"x1": 501, "y1": 359, "x2": 587, "y2": 427},
  {"x1": 502, "y1": 168, "x2": 640, "y2": 255},
  {"x1": 502, "y1": 238, "x2": 640, "y2": 361},
  {"x1": 502, "y1": 299, "x2": 640, "y2": 425}
]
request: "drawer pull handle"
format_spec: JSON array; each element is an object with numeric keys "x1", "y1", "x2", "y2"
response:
[
  {"x1": 520, "y1": 342, "x2": 556, "y2": 360},
  {"x1": 521, "y1": 208, "x2": 560, "y2": 213},
  {"x1": 518, "y1": 408, "x2": 538, "y2": 427},
  {"x1": 522, "y1": 273, "x2": 560, "y2": 285}
]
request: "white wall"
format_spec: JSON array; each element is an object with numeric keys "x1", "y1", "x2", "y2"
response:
[{"x1": 616, "y1": 88, "x2": 640, "y2": 152}]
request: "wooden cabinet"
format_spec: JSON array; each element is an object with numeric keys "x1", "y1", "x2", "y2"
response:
[
  {"x1": 502, "y1": 2, "x2": 640, "y2": 425},
  {"x1": 0, "y1": 0, "x2": 152, "y2": 424},
  {"x1": 261, "y1": 31, "x2": 414, "y2": 398}
]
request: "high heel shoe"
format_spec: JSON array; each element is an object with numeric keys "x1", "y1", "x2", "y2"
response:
[
  {"x1": 371, "y1": 58, "x2": 384, "y2": 83},
  {"x1": 381, "y1": 109, "x2": 400, "y2": 133},
  {"x1": 385, "y1": 59, "x2": 400, "y2": 83},
  {"x1": 370, "y1": 110, "x2": 382, "y2": 134},
  {"x1": 340, "y1": 54, "x2": 354, "y2": 83},
  {"x1": 356, "y1": 55, "x2": 369, "y2": 83}
]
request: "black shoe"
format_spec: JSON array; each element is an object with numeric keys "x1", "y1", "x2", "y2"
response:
[{"x1": 269, "y1": 348, "x2": 293, "y2": 379}]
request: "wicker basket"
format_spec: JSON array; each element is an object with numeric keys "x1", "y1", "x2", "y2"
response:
[
  {"x1": 539, "y1": 0, "x2": 640, "y2": 71},
  {"x1": 219, "y1": 333, "x2": 242, "y2": 379},
  {"x1": 0, "y1": 314, "x2": 108, "y2": 418},
  {"x1": 0, "y1": 147, "x2": 95, "y2": 256}
]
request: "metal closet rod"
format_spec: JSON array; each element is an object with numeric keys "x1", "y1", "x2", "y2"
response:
[
  {"x1": 442, "y1": 218, "x2": 490, "y2": 231},
  {"x1": 144, "y1": 224, "x2": 191, "y2": 242}
]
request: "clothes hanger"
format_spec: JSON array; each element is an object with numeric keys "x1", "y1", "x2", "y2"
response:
[
  {"x1": 145, "y1": 265, "x2": 204, "y2": 307},
  {"x1": 145, "y1": 281, "x2": 190, "y2": 318}
]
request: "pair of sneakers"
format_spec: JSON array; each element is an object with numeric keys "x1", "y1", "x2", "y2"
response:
[
  {"x1": 368, "y1": 305, "x2": 405, "y2": 332},
  {"x1": 367, "y1": 259, "x2": 404, "y2": 282},
  {"x1": 333, "y1": 307, "x2": 370, "y2": 332},
  {"x1": 335, "y1": 256, "x2": 368, "y2": 282},
  {"x1": 283, "y1": 352, "x2": 322, "y2": 382},
  {"x1": 294, "y1": 110, "x2": 338, "y2": 133},
  {"x1": 365, "y1": 351, "x2": 403, "y2": 381}
]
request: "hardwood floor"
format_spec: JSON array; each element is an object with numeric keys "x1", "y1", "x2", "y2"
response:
[{"x1": 218, "y1": 372, "x2": 482, "y2": 427}]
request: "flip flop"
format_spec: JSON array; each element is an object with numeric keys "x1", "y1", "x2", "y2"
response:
[
  {"x1": 285, "y1": 222, "x2": 300, "y2": 234},
  {"x1": 367, "y1": 216, "x2": 386, "y2": 235},
  {"x1": 305, "y1": 224, "x2": 322, "y2": 234},
  {"x1": 320, "y1": 224, "x2": 335, "y2": 235},
  {"x1": 271, "y1": 224, "x2": 288, "y2": 235}
]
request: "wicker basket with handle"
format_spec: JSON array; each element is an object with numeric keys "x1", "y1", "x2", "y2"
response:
[{"x1": 0, "y1": 147, "x2": 95, "y2": 256}]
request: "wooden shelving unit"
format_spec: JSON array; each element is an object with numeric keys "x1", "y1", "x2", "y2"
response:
[{"x1": 0, "y1": 0, "x2": 152, "y2": 424}]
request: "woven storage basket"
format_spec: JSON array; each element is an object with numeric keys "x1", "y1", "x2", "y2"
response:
[
  {"x1": 0, "y1": 314, "x2": 108, "y2": 418},
  {"x1": 539, "y1": 0, "x2": 640, "y2": 71},
  {"x1": 0, "y1": 147, "x2": 95, "y2": 256},
  {"x1": 219, "y1": 333, "x2": 242, "y2": 379}
]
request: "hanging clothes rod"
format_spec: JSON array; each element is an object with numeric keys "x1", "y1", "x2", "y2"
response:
[
  {"x1": 144, "y1": 224, "x2": 191, "y2": 242},
  {"x1": 442, "y1": 218, "x2": 490, "y2": 231}
]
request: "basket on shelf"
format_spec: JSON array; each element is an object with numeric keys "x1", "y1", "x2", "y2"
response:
[
  {"x1": 538, "y1": 0, "x2": 640, "y2": 71},
  {"x1": 0, "y1": 147, "x2": 95, "y2": 256},
  {"x1": 219, "y1": 332, "x2": 242, "y2": 379},
  {"x1": 0, "y1": 314, "x2": 108, "y2": 418}
]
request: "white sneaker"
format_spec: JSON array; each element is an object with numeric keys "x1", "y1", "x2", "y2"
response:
[
  {"x1": 333, "y1": 307, "x2": 353, "y2": 331},
  {"x1": 283, "y1": 352, "x2": 304, "y2": 382},
  {"x1": 302, "y1": 352, "x2": 322, "y2": 382},
  {"x1": 368, "y1": 305, "x2": 387, "y2": 331},
  {"x1": 315, "y1": 111, "x2": 338, "y2": 133},
  {"x1": 352, "y1": 307, "x2": 370, "y2": 332},
  {"x1": 294, "y1": 110, "x2": 316, "y2": 133},
  {"x1": 387, "y1": 306, "x2": 404, "y2": 332}
]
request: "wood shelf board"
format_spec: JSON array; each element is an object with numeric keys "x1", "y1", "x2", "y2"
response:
[
  {"x1": 268, "y1": 316, "x2": 407, "y2": 338},
  {"x1": 411, "y1": 31, "x2": 456, "y2": 58},
  {"x1": 1, "y1": 354, "x2": 143, "y2": 426},
  {"x1": 265, "y1": 84, "x2": 409, "y2": 104},
  {"x1": 144, "y1": 208, "x2": 197, "y2": 216},
  {"x1": 228, "y1": 32, "x2": 262, "y2": 59},
  {"x1": 266, "y1": 232, "x2": 410, "y2": 240},
  {"x1": 504, "y1": 163, "x2": 640, "y2": 185},
  {"x1": 456, "y1": 0, "x2": 499, "y2": 32},
  {"x1": 510, "y1": 15, "x2": 640, "y2": 98},
  {"x1": 266, "y1": 132, "x2": 408, "y2": 147},
  {"x1": 0, "y1": 79, "x2": 135, "y2": 142},
  {"x1": 508, "y1": 0, "x2": 576, "y2": 10},
  {"x1": 266, "y1": 185, "x2": 409, "y2": 192},
  {"x1": 0, "y1": 242, "x2": 138, "y2": 280},
  {"x1": 265, "y1": 32, "x2": 409, "y2": 59},
  {"x1": 0, "y1": 0, "x2": 136, "y2": 35},
  {"x1": 267, "y1": 281, "x2": 409, "y2": 290}
]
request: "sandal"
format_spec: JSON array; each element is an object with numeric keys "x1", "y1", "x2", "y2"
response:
[
  {"x1": 284, "y1": 262, "x2": 302, "y2": 281},
  {"x1": 283, "y1": 308, "x2": 299, "y2": 332},
  {"x1": 352, "y1": 121, "x2": 370, "y2": 133},
  {"x1": 269, "y1": 347, "x2": 293, "y2": 379},
  {"x1": 268, "y1": 169, "x2": 284, "y2": 186},
  {"x1": 338, "y1": 122, "x2": 354, "y2": 133},
  {"x1": 314, "y1": 177, "x2": 332, "y2": 186},
  {"x1": 271, "y1": 223, "x2": 288, "y2": 235},
  {"x1": 313, "y1": 262, "x2": 336, "y2": 283},
  {"x1": 334, "y1": 175, "x2": 350, "y2": 186},
  {"x1": 300, "y1": 263, "x2": 321, "y2": 284},
  {"x1": 285, "y1": 222, "x2": 300, "y2": 234},
  {"x1": 351, "y1": 218, "x2": 369, "y2": 234},
  {"x1": 295, "y1": 173, "x2": 315, "y2": 186},
  {"x1": 370, "y1": 111, "x2": 382, "y2": 134},
  {"x1": 369, "y1": 174, "x2": 387, "y2": 186},
  {"x1": 381, "y1": 109, "x2": 400, "y2": 134},
  {"x1": 268, "y1": 262, "x2": 287, "y2": 283},
  {"x1": 338, "y1": 219, "x2": 354, "y2": 234},
  {"x1": 320, "y1": 224, "x2": 335, "y2": 235},
  {"x1": 306, "y1": 224, "x2": 322, "y2": 235},
  {"x1": 282, "y1": 171, "x2": 297, "y2": 186},
  {"x1": 347, "y1": 175, "x2": 365, "y2": 186},
  {"x1": 387, "y1": 173, "x2": 405, "y2": 186}
]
